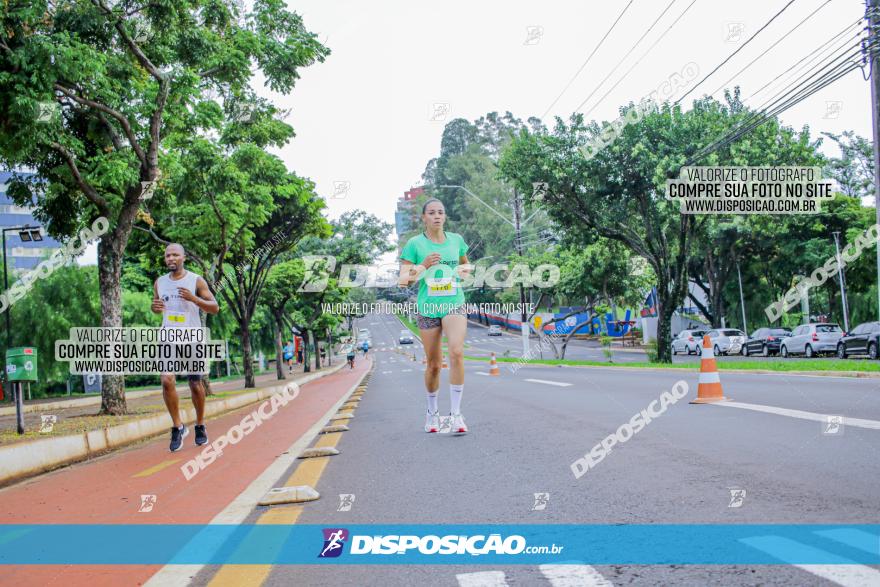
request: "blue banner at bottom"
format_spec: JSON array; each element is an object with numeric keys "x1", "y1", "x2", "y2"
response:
[{"x1": 0, "y1": 525, "x2": 878, "y2": 565}]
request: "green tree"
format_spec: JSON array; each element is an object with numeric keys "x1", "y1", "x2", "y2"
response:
[
  {"x1": 500, "y1": 95, "x2": 820, "y2": 362},
  {"x1": 0, "y1": 0, "x2": 329, "y2": 412}
]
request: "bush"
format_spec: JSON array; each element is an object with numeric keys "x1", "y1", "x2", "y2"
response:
[
  {"x1": 600, "y1": 335, "x2": 613, "y2": 361},
  {"x1": 646, "y1": 339, "x2": 659, "y2": 363}
]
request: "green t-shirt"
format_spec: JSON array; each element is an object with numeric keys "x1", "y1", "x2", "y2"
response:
[{"x1": 400, "y1": 232, "x2": 469, "y2": 318}]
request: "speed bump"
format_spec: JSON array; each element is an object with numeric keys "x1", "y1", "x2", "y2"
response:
[
  {"x1": 298, "y1": 447, "x2": 340, "y2": 459},
  {"x1": 258, "y1": 485, "x2": 319, "y2": 506},
  {"x1": 321, "y1": 424, "x2": 349, "y2": 433}
]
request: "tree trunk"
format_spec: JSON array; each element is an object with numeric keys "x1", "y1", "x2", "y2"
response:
[
  {"x1": 274, "y1": 314, "x2": 286, "y2": 380},
  {"x1": 201, "y1": 310, "x2": 214, "y2": 395},
  {"x1": 241, "y1": 325, "x2": 255, "y2": 387},
  {"x1": 302, "y1": 329, "x2": 311, "y2": 373},
  {"x1": 98, "y1": 237, "x2": 127, "y2": 415},
  {"x1": 656, "y1": 292, "x2": 674, "y2": 363}
]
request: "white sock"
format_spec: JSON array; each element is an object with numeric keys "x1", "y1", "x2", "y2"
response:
[
  {"x1": 426, "y1": 391, "x2": 438, "y2": 414},
  {"x1": 450, "y1": 384, "x2": 463, "y2": 415}
]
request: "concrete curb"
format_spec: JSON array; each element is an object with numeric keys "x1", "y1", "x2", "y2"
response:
[
  {"x1": 464, "y1": 356, "x2": 880, "y2": 378},
  {"x1": 0, "y1": 387, "x2": 165, "y2": 416},
  {"x1": 0, "y1": 362, "x2": 346, "y2": 487}
]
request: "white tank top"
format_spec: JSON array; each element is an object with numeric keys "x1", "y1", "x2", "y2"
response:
[{"x1": 156, "y1": 270, "x2": 202, "y2": 328}]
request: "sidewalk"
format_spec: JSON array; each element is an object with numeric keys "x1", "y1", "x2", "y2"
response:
[
  {"x1": 0, "y1": 356, "x2": 347, "y2": 484},
  {"x1": 0, "y1": 369, "x2": 293, "y2": 444},
  {"x1": 0, "y1": 356, "x2": 371, "y2": 587}
]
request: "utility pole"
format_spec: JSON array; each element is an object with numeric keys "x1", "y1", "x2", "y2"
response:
[
  {"x1": 512, "y1": 189, "x2": 529, "y2": 358},
  {"x1": 868, "y1": 0, "x2": 880, "y2": 320},
  {"x1": 736, "y1": 261, "x2": 748, "y2": 334},
  {"x1": 832, "y1": 231, "x2": 851, "y2": 332}
]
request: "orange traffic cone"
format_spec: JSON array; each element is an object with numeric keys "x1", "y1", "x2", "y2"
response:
[
  {"x1": 489, "y1": 352, "x2": 500, "y2": 376},
  {"x1": 690, "y1": 334, "x2": 730, "y2": 403},
  {"x1": 442, "y1": 354, "x2": 448, "y2": 369}
]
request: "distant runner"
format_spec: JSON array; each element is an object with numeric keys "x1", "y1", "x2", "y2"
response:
[
  {"x1": 398, "y1": 198, "x2": 472, "y2": 434},
  {"x1": 346, "y1": 345, "x2": 356, "y2": 369},
  {"x1": 151, "y1": 243, "x2": 219, "y2": 452},
  {"x1": 283, "y1": 340, "x2": 295, "y2": 373}
]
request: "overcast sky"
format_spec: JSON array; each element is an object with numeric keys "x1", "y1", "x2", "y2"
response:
[
  {"x1": 270, "y1": 0, "x2": 871, "y2": 227},
  {"x1": 81, "y1": 0, "x2": 874, "y2": 264}
]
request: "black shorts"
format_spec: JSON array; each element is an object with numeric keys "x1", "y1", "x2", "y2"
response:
[
  {"x1": 416, "y1": 304, "x2": 467, "y2": 330},
  {"x1": 157, "y1": 341, "x2": 207, "y2": 379}
]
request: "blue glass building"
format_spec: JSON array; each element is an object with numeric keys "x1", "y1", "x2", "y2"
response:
[{"x1": 0, "y1": 171, "x2": 61, "y2": 272}]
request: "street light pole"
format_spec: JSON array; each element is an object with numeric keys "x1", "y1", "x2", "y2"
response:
[
  {"x1": 512, "y1": 189, "x2": 529, "y2": 359},
  {"x1": 832, "y1": 232, "x2": 850, "y2": 332},
  {"x1": 868, "y1": 0, "x2": 880, "y2": 320},
  {"x1": 736, "y1": 260, "x2": 747, "y2": 334}
]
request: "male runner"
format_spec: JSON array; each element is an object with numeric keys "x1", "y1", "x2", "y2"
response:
[{"x1": 152, "y1": 243, "x2": 219, "y2": 452}]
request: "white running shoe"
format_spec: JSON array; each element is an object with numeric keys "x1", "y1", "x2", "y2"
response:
[
  {"x1": 451, "y1": 413, "x2": 468, "y2": 434},
  {"x1": 424, "y1": 410, "x2": 440, "y2": 433}
]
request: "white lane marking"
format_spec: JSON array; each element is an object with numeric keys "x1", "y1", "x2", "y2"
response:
[
  {"x1": 402, "y1": 369, "x2": 413, "y2": 372},
  {"x1": 813, "y1": 529, "x2": 879, "y2": 555},
  {"x1": 476, "y1": 372, "x2": 490, "y2": 376},
  {"x1": 539, "y1": 564, "x2": 614, "y2": 586},
  {"x1": 381, "y1": 370, "x2": 391, "y2": 374},
  {"x1": 525, "y1": 379, "x2": 572, "y2": 387},
  {"x1": 145, "y1": 367, "x2": 363, "y2": 586},
  {"x1": 456, "y1": 571, "x2": 509, "y2": 587},
  {"x1": 714, "y1": 401, "x2": 880, "y2": 430},
  {"x1": 740, "y1": 536, "x2": 880, "y2": 587}
]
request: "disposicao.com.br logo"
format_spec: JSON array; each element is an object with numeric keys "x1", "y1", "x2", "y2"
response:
[{"x1": 318, "y1": 528, "x2": 563, "y2": 557}]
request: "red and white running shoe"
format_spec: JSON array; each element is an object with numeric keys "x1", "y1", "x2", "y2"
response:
[{"x1": 424, "y1": 410, "x2": 440, "y2": 433}]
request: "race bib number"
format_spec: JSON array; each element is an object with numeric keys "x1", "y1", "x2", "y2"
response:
[
  {"x1": 166, "y1": 314, "x2": 186, "y2": 324},
  {"x1": 427, "y1": 278, "x2": 457, "y2": 297}
]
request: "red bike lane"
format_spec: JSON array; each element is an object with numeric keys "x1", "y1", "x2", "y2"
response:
[{"x1": 0, "y1": 359, "x2": 370, "y2": 587}]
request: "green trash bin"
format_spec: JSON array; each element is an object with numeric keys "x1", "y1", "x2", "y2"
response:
[{"x1": 6, "y1": 347, "x2": 38, "y2": 382}]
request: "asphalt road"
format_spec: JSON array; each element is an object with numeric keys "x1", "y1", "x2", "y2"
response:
[
  {"x1": 250, "y1": 311, "x2": 880, "y2": 586},
  {"x1": 409, "y1": 318, "x2": 874, "y2": 366}
]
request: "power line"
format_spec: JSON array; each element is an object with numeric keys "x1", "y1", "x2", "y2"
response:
[
  {"x1": 743, "y1": 19, "x2": 863, "y2": 102},
  {"x1": 689, "y1": 43, "x2": 869, "y2": 162},
  {"x1": 540, "y1": 0, "x2": 636, "y2": 119},
  {"x1": 675, "y1": 0, "x2": 799, "y2": 104},
  {"x1": 686, "y1": 37, "x2": 874, "y2": 164},
  {"x1": 571, "y1": 0, "x2": 680, "y2": 113},
  {"x1": 582, "y1": 0, "x2": 700, "y2": 119},
  {"x1": 708, "y1": 0, "x2": 832, "y2": 97},
  {"x1": 688, "y1": 43, "x2": 863, "y2": 161}
]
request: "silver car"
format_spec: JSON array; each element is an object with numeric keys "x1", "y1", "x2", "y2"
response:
[
  {"x1": 780, "y1": 323, "x2": 842, "y2": 358},
  {"x1": 705, "y1": 329, "x2": 746, "y2": 356},
  {"x1": 671, "y1": 329, "x2": 707, "y2": 355}
]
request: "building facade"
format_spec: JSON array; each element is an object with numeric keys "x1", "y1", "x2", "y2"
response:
[
  {"x1": 395, "y1": 186, "x2": 423, "y2": 243},
  {"x1": 0, "y1": 171, "x2": 61, "y2": 272}
]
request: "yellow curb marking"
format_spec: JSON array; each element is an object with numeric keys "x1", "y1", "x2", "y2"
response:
[{"x1": 132, "y1": 458, "x2": 181, "y2": 478}]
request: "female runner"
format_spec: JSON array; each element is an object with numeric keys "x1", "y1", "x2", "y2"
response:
[{"x1": 399, "y1": 198, "x2": 472, "y2": 434}]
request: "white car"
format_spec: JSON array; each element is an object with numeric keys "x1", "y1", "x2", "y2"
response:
[
  {"x1": 487, "y1": 325, "x2": 502, "y2": 336},
  {"x1": 780, "y1": 323, "x2": 842, "y2": 358},
  {"x1": 705, "y1": 329, "x2": 747, "y2": 356},
  {"x1": 672, "y1": 329, "x2": 708, "y2": 355}
]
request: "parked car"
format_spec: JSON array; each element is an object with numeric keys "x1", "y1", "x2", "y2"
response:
[
  {"x1": 399, "y1": 330, "x2": 414, "y2": 344},
  {"x1": 671, "y1": 329, "x2": 708, "y2": 355},
  {"x1": 741, "y1": 327, "x2": 791, "y2": 357},
  {"x1": 780, "y1": 323, "x2": 842, "y2": 358},
  {"x1": 837, "y1": 321, "x2": 880, "y2": 359},
  {"x1": 705, "y1": 329, "x2": 747, "y2": 356},
  {"x1": 488, "y1": 325, "x2": 502, "y2": 336}
]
